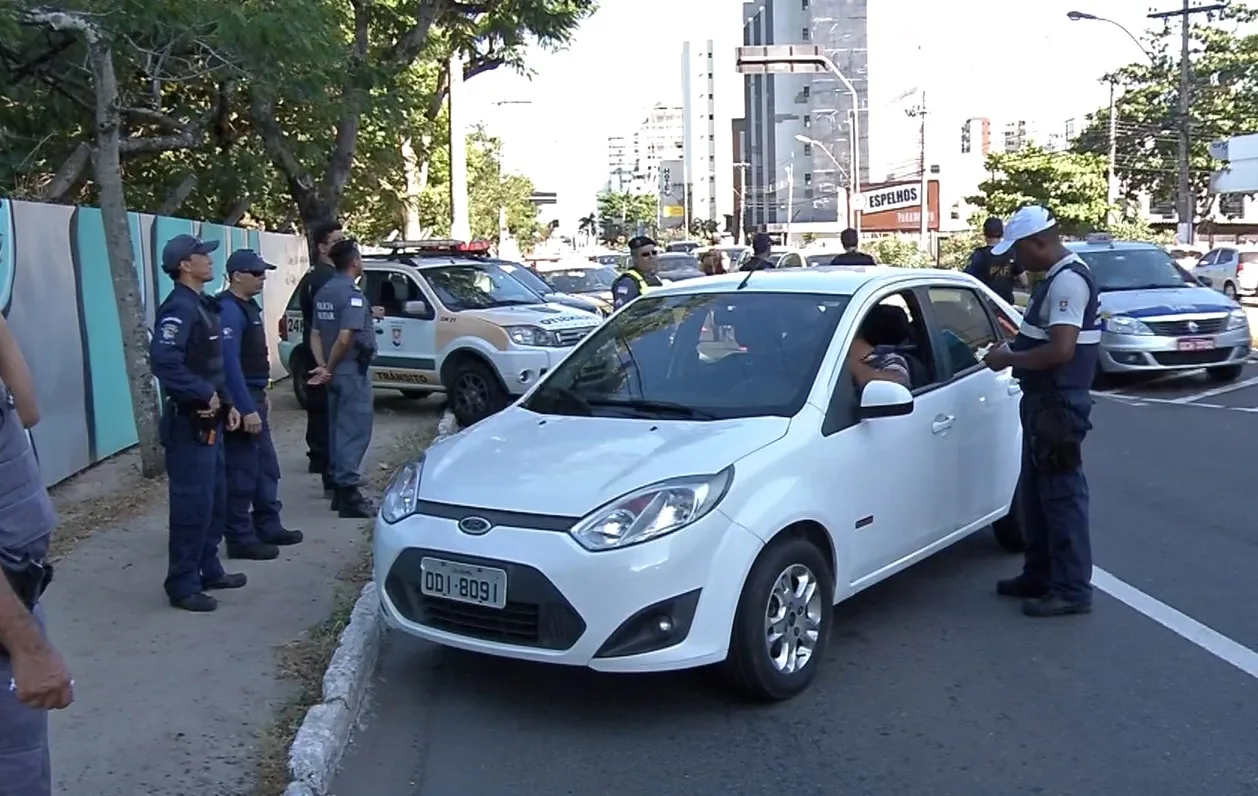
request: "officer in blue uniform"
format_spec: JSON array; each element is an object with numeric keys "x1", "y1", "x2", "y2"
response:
[
  {"x1": 0, "y1": 312, "x2": 71, "y2": 796},
  {"x1": 982, "y1": 206, "x2": 1100, "y2": 617},
  {"x1": 218, "y1": 249, "x2": 304, "y2": 560},
  {"x1": 308, "y1": 239, "x2": 375, "y2": 519},
  {"x1": 150, "y1": 234, "x2": 246, "y2": 613}
]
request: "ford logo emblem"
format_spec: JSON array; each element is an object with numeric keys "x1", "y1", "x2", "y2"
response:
[{"x1": 458, "y1": 516, "x2": 492, "y2": 535}]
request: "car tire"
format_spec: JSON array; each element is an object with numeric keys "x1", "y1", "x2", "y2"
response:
[
  {"x1": 723, "y1": 535, "x2": 834, "y2": 702},
  {"x1": 289, "y1": 348, "x2": 310, "y2": 411},
  {"x1": 399, "y1": 389, "x2": 431, "y2": 399},
  {"x1": 993, "y1": 487, "x2": 1027, "y2": 554},
  {"x1": 449, "y1": 359, "x2": 508, "y2": 426},
  {"x1": 1224, "y1": 281, "x2": 1238, "y2": 300},
  {"x1": 1208, "y1": 363, "x2": 1245, "y2": 383}
]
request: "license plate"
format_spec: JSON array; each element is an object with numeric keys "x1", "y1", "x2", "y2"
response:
[
  {"x1": 1177, "y1": 337, "x2": 1214, "y2": 351},
  {"x1": 419, "y1": 557, "x2": 507, "y2": 609}
]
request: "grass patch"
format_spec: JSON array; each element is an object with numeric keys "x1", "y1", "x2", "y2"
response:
[{"x1": 250, "y1": 419, "x2": 443, "y2": 796}]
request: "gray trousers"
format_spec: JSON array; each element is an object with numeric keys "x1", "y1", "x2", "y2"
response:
[
  {"x1": 327, "y1": 369, "x2": 374, "y2": 488},
  {"x1": 0, "y1": 606, "x2": 51, "y2": 796}
]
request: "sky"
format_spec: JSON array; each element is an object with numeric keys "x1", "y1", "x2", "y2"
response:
[{"x1": 460, "y1": 0, "x2": 1190, "y2": 230}]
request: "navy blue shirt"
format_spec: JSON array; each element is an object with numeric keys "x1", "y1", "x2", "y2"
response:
[
  {"x1": 150, "y1": 283, "x2": 228, "y2": 405},
  {"x1": 217, "y1": 295, "x2": 267, "y2": 415},
  {"x1": 965, "y1": 245, "x2": 1023, "y2": 303}
]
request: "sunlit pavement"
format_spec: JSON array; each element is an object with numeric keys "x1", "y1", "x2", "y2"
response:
[{"x1": 328, "y1": 397, "x2": 1258, "y2": 796}]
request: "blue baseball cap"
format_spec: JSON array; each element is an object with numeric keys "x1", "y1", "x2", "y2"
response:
[
  {"x1": 226, "y1": 248, "x2": 276, "y2": 274},
  {"x1": 161, "y1": 234, "x2": 219, "y2": 272}
]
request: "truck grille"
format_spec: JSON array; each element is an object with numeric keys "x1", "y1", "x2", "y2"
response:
[
  {"x1": 555, "y1": 326, "x2": 597, "y2": 347},
  {"x1": 1145, "y1": 317, "x2": 1228, "y2": 336}
]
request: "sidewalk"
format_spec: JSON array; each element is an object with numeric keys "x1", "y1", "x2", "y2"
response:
[{"x1": 42, "y1": 388, "x2": 443, "y2": 796}]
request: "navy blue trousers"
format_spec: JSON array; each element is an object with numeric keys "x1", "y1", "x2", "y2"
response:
[
  {"x1": 161, "y1": 407, "x2": 227, "y2": 600},
  {"x1": 224, "y1": 399, "x2": 285, "y2": 544}
]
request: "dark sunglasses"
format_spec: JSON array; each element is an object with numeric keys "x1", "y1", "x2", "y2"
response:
[
  {"x1": 245, "y1": 270, "x2": 268, "y2": 278},
  {"x1": 636, "y1": 249, "x2": 658, "y2": 257}
]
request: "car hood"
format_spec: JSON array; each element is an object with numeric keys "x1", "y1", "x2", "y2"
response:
[
  {"x1": 460, "y1": 302, "x2": 601, "y2": 330},
  {"x1": 1097, "y1": 286, "x2": 1237, "y2": 318},
  {"x1": 421, "y1": 408, "x2": 790, "y2": 517}
]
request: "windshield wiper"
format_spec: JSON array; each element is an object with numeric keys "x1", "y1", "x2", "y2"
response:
[
  {"x1": 585, "y1": 397, "x2": 718, "y2": 420},
  {"x1": 1101, "y1": 283, "x2": 1181, "y2": 292},
  {"x1": 486, "y1": 299, "x2": 540, "y2": 307},
  {"x1": 532, "y1": 386, "x2": 593, "y2": 416}
]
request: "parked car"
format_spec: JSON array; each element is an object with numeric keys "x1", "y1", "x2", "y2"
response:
[
  {"x1": 533, "y1": 260, "x2": 617, "y2": 315},
  {"x1": 489, "y1": 260, "x2": 608, "y2": 317},
  {"x1": 735, "y1": 246, "x2": 810, "y2": 269},
  {"x1": 374, "y1": 264, "x2": 1027, "y2": 702},
  {"x1": 1192, "y1": 244, "x2": 1258, "y2": 299},
  {"x1": 656, "y1": 252, "x2": 707, "y2": 282}
]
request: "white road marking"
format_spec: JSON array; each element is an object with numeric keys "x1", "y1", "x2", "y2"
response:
[
  {"x1": 1167, "y1": 374, "x2": 1258, "y2": 403},
  {"x1": 1093, "y1": 567, "x2": 1258, "y2": 680}
]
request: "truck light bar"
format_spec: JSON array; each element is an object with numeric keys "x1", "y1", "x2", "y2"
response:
[{"x1": 379, "y1": 239, "x2": 494, "y2": 254}]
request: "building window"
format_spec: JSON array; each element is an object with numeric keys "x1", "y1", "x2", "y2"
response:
[
  {"x1": 1220, "y1": 193, "x2": 1245, "y2": 218},
  {"x1": 802, "y1": 86, "x2": 810, "y2": 99},
  {"x1": 803, "y1": 143, "x2": 812, "y2": 156},
  {"x1": 803, "y1": 114, "x2": 811, "y2": 127},
  {"x1": 801, "y1": 27, "x2": 810, "y2": 40},
  {"x1": 803, "y1": 173, "x2": 812, "y2": 185},
  {"x1": 802, "y1": 0, "x2": 809, "y2": 7}
]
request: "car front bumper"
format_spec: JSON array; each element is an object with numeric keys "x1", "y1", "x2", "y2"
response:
[
  {"x1": 494, "y1": 348, "x2": 579, "y2": 395},
  {"x1": 1099, "y1": 326, "x2": 1251, "y2": 373},
  {"x1": 373, "y1": 508, "x2": 764, "y2": 672}
]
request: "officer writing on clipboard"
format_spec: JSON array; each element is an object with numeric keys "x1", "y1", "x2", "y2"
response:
[
  {"x1": 0, "y1": 313, "x2": 71, "y2": 796},
  {"x1": 981, "y1": 206, "x2": 1101, "y2": 618}
]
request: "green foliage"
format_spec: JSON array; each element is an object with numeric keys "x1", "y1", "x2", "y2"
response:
[
  {"x1": 596, "y1": 191, "x2": 656, "y2": 244},
  {"x1": 968, "y1": 146, "x2": 1112, "y2": 236},
  {"x1": 867, "y1": 236, "x2": 931, "y2": 267},
  {"x1": 938, "y1": 229, "x2": 984, "y2": 270},
  {"x1": 1071, "y1": 2, "x2": 1258, "y2": 215},
  {"x1": 1105, "y1": 215, "x2": 1175, "y2": 245}
]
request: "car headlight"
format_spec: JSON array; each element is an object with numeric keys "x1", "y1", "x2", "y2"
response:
[
  {"x1": 1104, "y1": 315, "x2": 1153, "y2": 335},
  {"x1": 505, "y1": 325, "x2": 564, "y2": 347},
  {"x1": 1227, "y1": 308, "x2": 1250, "y2": 330},
  {"x1": 568, "y1": 468, "x2": 734, "y2": 552},
  {"x1": 380, "y1": 457, "x2": 424, "y2": 524}
]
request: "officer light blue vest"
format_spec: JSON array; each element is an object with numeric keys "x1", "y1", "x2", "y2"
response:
[{"x1": 1009, "y1": 258, "x2": 1101, "y2": 391}]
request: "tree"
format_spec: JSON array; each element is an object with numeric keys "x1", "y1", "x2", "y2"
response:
[
  {"x1": 968, "y1": 147, "x2": 1112, "y2": 236},
  {"x1": 596, "y1": 191, "x2": 656, "y2": 244},
  {"x1": 688, "y1": 218, "x2": 719, "y2": 238},
  {"x1": 867, "y1": 236, "x2": 931, "y2": 268},
  {"x1": 577, "y1": 213, "x2": 597, "y2": 245},
  {"x1": 1071, "y1": 2, "x2": 1258, "y2": 219}
]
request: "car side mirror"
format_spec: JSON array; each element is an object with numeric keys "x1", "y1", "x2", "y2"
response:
[
  {"x1": 857, "y1": 380, "x2": 914, "y2": 419},
  {"x1": 403, "y1": 299, "x2": 431, "y2": 317},
  {"x1": 1197, "y1": 275, "x2": 1213, "y2": 287}
]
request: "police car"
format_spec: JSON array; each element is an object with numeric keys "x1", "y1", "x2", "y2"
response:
[
  {"x1": 375, "y1": 265, "x2": 1029, "y2": 702},
  {"x1": 278, "y1": 240, "x2": 602, "y2": 426},
  {"x1": 1068, "y1": 234, "x2": 1251, "y2": 382}
]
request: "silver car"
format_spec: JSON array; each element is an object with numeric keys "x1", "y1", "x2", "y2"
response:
[{"x1": 1069, "y1": 237, "x2": 1251, "y2": 382}]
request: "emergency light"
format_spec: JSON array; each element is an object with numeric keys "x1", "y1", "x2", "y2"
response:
[{"x1": 380, "y1": 239, "x2": 494, "y2": 254}]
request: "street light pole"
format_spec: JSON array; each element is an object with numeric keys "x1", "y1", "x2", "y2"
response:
[
  {"x1": 795, "y1": 134, "x2": 851, "y2": 227},
  {"x1": 906, "y1": 92, "x2": 928, "y2": 251}
]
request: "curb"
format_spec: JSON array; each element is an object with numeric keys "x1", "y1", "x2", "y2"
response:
[{"x1": 282, "y1": 409, "x2": 459, "y2": 796}]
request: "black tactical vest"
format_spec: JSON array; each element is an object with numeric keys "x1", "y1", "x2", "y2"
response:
[{"x1": 218, "y1": 291, "x2": 270, "y2": 380}]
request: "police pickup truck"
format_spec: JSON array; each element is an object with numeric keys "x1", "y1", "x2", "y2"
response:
[{"x1": 278, "y1": 240, "x2": 602, "y2": 426}]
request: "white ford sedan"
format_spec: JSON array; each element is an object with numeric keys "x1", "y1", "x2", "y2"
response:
[{"x1": 374, "y1": 266, "x2": 1028, "y2": 701}]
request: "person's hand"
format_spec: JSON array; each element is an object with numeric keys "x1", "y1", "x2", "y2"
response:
[
  {"x1": 983, "y1": 343, "x2": 1014, "y2": 371},
  {"x1": 242, "y1": 411, "x2": 262, "y2": 434},
  {"x1": 10, "y1": 643, "x2": 73, "y2": 710},
  {"x1": 371, "y1": 306, "x2": 385, "y2": 320},
  {"x1": 308, "y1": 366, "x2": 330, "y2": 385},
  {"x1": 207, "y1": 392, "x2": 221, "y2": 412},
  {"x1": 226, "y1": 407, "x2": 242, "y2": 431}
]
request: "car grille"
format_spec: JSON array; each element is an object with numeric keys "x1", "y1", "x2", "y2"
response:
[
  {"x1": 384, "y1": 548, "x2": 586, "y2": 650},
  {"x1": 1151, "y1": 349, "x2": 1234, "y2": 367},
  {"x1": 555, "y1": 326, "x2": 597, "y2": 347},
  {"x1": 1144, "y1": 317, "x2": 1228, "y2": 336}
]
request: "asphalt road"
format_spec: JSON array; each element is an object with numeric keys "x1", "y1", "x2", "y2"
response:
[{"x1": 330, "y1": 383, "x2": 1258, "y2": 796}]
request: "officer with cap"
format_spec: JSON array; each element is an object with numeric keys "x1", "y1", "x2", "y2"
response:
[
  {"x1": 981, "y1": 206, "x2": 1100, "y2": 618},
  {"x1": 965, "y1": 216, "x2": 1026, "y2": 303},
  {"x1": 150, "y1": 234, "x2": 246, "y2": 612},
  {"x1": 308, "y1": 239, "x2": 375, "y2": 518},
  {"x1": 739, "y1": 233, "x2": 778, "y2": 271},
  {"x1": 0, "y1": 312, "x2": 72, "y2": 795},
  {"x1": 612, "y1": 236, "x2": 664, "y2": 310},
  {"x1": 217, "y1": 249, "x2": 304, "y2": 560}
]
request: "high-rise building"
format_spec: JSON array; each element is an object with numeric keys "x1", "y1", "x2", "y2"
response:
[
  {"x1": 682, "y1": 39, "x2": 742, "y2": 232},
  {"x1": 606, "y1": 135, "x2": 635, "y2": 193},
  {"x1": 741, "y1": 0, "x2": 869, "y2": 235},
  {"x1": 636, "y1": 104, "x2": 685, "y2": 196},
  {"x1": 960, "y1": 118, "x2": 992, "y2": 156}
]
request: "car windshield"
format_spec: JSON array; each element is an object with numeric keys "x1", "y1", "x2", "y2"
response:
[
  {"x1": 492, "y1": 262, "x2": 552, "y2": 295},
  {"x1": 423, "y1": 264, "x2": 544, "y2": 310},
  {"x1": 1074, "y1": 248, "x2": 1190, "y2": 291},
  {"x1": 806, "y1": 254, "x2": 834, "y2": 267},
  {"x1": 657, "y1": 253, "x2": 700, "y2": 270},
  {"x1": 547, "y1": 266, "x2": 617, "y2": 293},
  {"x1": 522, "y1": 291, "x2": 850, "y2": 420}
]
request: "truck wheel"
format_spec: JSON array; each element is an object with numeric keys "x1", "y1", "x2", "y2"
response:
[{"x1": 449, "y1": 359, "x2": 508, "y2": 426}]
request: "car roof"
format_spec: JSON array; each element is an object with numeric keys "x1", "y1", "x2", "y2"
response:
[
  {"x1": 1065, "y1": 240, "x2": 1163, "y2": 254},
  {"x1": 646, "y1": 265, "x2": 972, "y2": 297}
]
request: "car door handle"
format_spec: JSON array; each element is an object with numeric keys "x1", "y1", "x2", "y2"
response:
[
  {"x1": 375, "y1": 328, "x2": 384, "y2": 334},
  {"x1": 931, "y1": 414, "x2": 955, "y2": 434}
]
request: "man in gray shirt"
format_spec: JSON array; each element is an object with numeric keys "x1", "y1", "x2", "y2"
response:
[{"x1": 308, "y1": 239, "x2": 376, "y2": 518}]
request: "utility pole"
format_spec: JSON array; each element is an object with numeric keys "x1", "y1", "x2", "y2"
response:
[
  {"x1": 733, "y1": 161, "x2": 749, "y2": 245},
  {"x1": 448, "y1": 52, "x2": 471, "y2": 241},
  {"x1": 1148, "y1": 0, "x2": 1227, "y2": 245},
  {"x1": 906, "y1": 92, "x2": 928, "y2": 251},
  {"x1": 1107, "y1": 79, "x2": 1119, "y2": 221}
]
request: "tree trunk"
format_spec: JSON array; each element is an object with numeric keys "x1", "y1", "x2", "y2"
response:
[
  {"x1": 401, "y1": 137, "x2": 423, "y2": 238},
  {"x1": 41, "y1": 142, "x2": 92, "y2": 202},
  {"x1": 157, "y1": 173, "x2": 197, "y2": 216},
  {"x1": 84, "y1": 29, "x2": 165, "y2": 477},
  {"x1": 223, "y1": 196, "x2": 253, "y2": 226}
]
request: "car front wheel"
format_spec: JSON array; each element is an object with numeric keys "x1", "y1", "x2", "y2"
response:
[
  {"x1": 449, "y1": 359, "x2": 509, "y2": 426},
  {"x1": 1224, "y1": 281, "x2": 1238, "y2": 300},
  {"x1": 724, "y1": 535, "x2": 834, "y2": 702}
]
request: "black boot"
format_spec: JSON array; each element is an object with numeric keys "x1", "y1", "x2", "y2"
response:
[
  {"x1": 226, "y1": 541, "x2": 280, "y2": 561},
  {"x1": 263, "y1": 528, "x2": 304, "y2": 546},
  {"x1": 337, "y1": 487, "x2": 374, "y2": 519},
  {"x1": 330, "y1": 490, "x2": 341, "y2": 511}
]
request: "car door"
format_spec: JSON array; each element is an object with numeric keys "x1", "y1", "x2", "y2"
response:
[
  {"x1": 364, "y1": 269, "x2": 441, "y2": 387},
  {"x1": 921, "y1": 285, "x2": 1019, "y2": 526},
  {"x1": 1217, "y1": 248, "x2": 1239, "y2": 284},
  {"x1": 1195, "y1": 250, "x2": 1220, "y2": 291}
]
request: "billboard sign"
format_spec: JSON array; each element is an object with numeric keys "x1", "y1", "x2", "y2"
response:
[
  {"x1": 860, "y1": 180, "x2": 941, "y2": 232},
  {"x1": 658, "y1": 159, "x2": 685, "y2": 228}
]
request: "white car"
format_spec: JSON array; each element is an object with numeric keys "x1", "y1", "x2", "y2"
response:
[
  {"x1": 374, "y1": 266, "x2": 1027, "y2": 700},
  {"x1": 1193, "y1": 244, "x2": 1258, "y2": 299}
]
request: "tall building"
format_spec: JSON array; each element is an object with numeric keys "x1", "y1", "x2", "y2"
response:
[
  {"x1": 682, "y1": 39, "x2": 741, "y2": 232},
  {"x1": 606, "y1": 135, "x2": 635, "y2": 193},
  {"x1": 635, "y1": 104, "x2": 685, "y2": 196},
  {"x1": 741, "y1": 0, "x2": 870, "y2": 235},
  {"x1": 960, "y1": 118, "x2": 992, "y2": 157}
]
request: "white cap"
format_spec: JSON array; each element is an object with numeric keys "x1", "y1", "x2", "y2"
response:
[{"x1": 991, "y1": 205, "x2": 1057, "y2": 256}]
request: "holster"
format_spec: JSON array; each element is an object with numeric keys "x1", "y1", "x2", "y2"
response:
[
  {"x1": 2, "y1": 560, "x2": 52, "y2": 611},
  {"x1": 1027, "y1": 392, "x2": 1082, "y2": 473}
]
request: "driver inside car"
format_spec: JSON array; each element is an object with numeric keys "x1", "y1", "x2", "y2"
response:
[{"x1": 848, "y1": 308, "x2": 911, "y2": 389}]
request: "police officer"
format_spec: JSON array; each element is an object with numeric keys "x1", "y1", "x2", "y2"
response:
[
  {"x1": 612, "y1": 236, "x2": 664, "y2": 310},
  {"x1": 296, "y1": 221, "x2": 344, "y2": 495},
  {"x1": 981, "y1": 206, "x2": 1100, "y2": 618},
  {"x1": 218, "y1": 249, "x2": 304, "y2": 560},
  {"x1": 150, "y1": 234, "x2": 246, "y2": 612},
  {"x1": 965, "y1": 216, "x2": 1026, "y2": 303},
  {"x1": 0, "y1": 312, "x2": 71, "y2": 796},
  {"x1": 308, "y1": 239, "x2": 375, "y2": 519},
  {"x1": 829, "y1": 228, "x2": 877, "y2": 265},
  {"x1": 739, "y1": 233, "x2": 777, "y2": 271}
]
